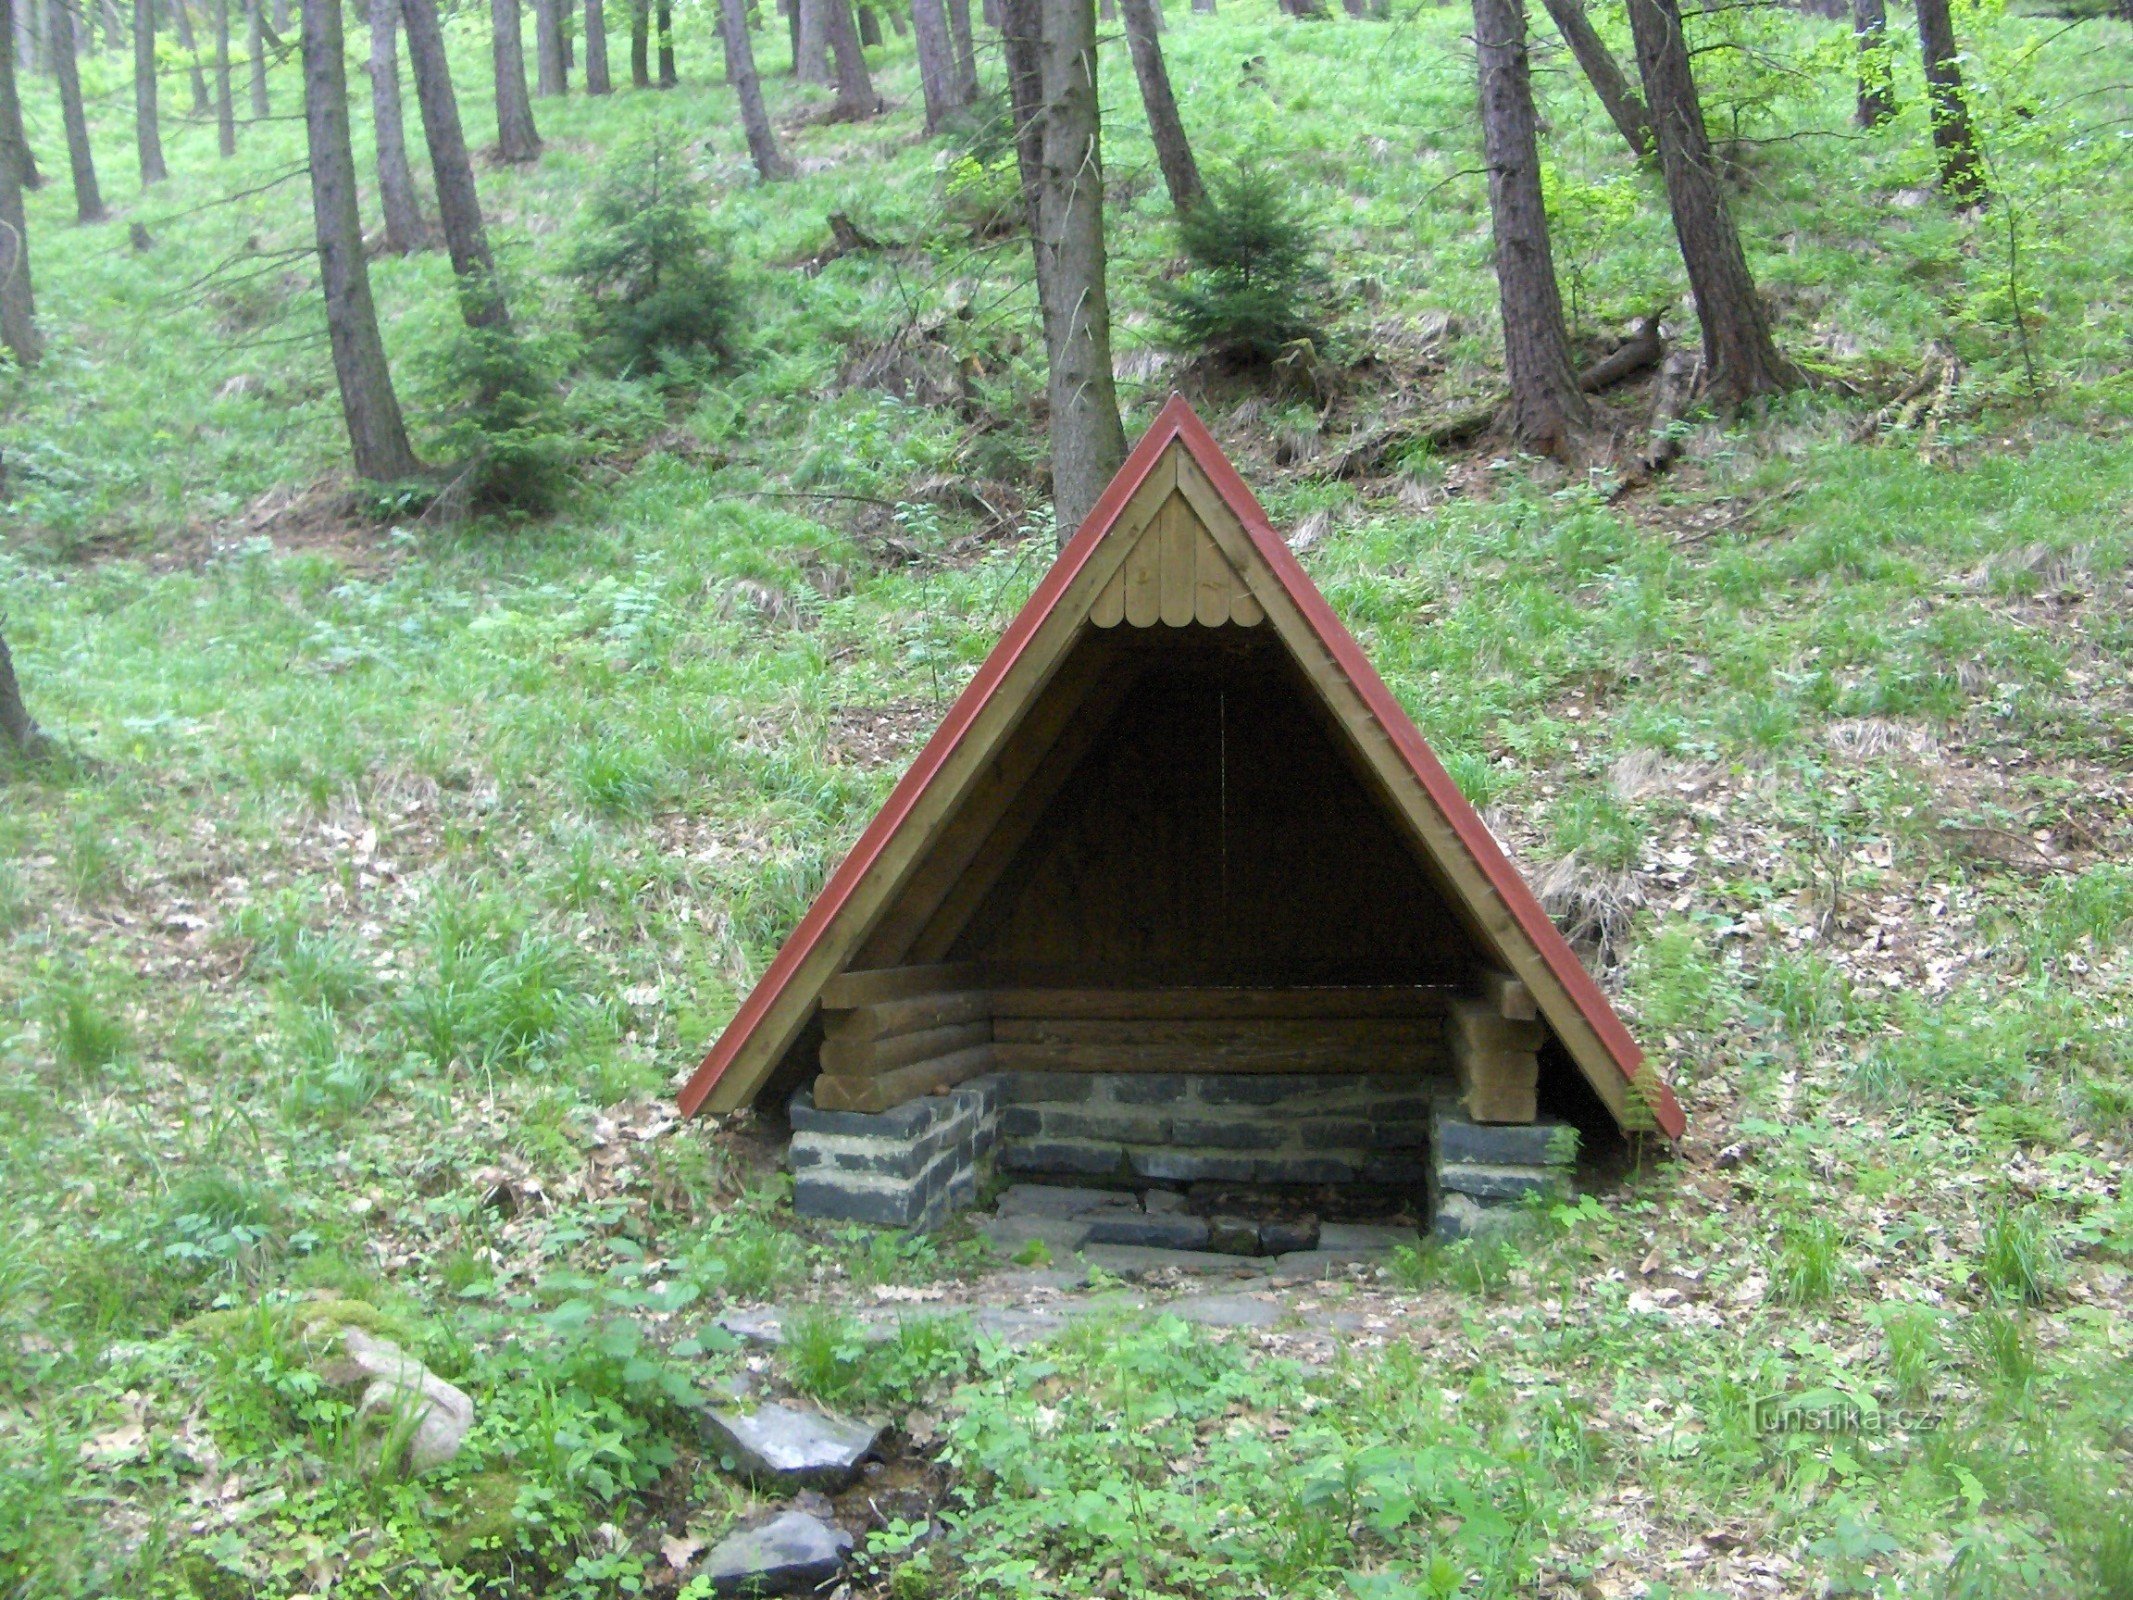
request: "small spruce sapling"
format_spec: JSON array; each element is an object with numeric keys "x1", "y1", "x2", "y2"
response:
[
  {"x1": 568, "y1": 134, "x2": 742, "y2": 374},
  {"x1": 1152, "y1": 164, "x2": 1330, "y2": 365}
]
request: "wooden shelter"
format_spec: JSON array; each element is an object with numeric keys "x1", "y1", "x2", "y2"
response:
[{"x1": 678, "y1": 398, "x2": 1684, "y2": 1151}]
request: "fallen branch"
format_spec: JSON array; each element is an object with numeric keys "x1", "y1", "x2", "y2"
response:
[
  {"x1": 1327, "y1": 315, "x2": 1665, "y2": 478},
  {"x1": 1849, "y1": 340, "x2": 1959, "y2": 445},
  {"x1": 1609, "y1": 348, "x2": 1700, "y2": 498}
]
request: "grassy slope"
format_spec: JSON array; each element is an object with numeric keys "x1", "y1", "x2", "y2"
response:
[{"x1": 3, "y1": 1, "x2": 2133, "y2": 1596}]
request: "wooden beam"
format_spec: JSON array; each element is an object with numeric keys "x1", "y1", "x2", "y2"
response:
[
  {"x1": 1446, "y1": 997, "x2": 1539, "y2": 1122},
  {"x1": 812, "y1": 1044, "x2": 996, "y2": 1112},
  {"x1": 988, "y1": 985, "x2": 1459, "y2": 1021},
  {"x1": 820, "y1": 963, "x2": 987, "y2": 1010},
  {"x1": 821, "y1": 990, "x2": 992, "y2": 1043},
  {"x1": 1478, "y1": 968, "x2": 1538, "y2": 1021},
  {"x1": 991, "y1": 1042, "x2": 1446, "y2": 1074},
  {"x1": 818, "y1": 1018, "x2": 992, "y2": 1076}
]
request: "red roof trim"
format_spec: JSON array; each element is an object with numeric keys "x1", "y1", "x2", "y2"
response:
[{"x1": 679, "y1": 395, "x2": 1683, "y2": 1140}]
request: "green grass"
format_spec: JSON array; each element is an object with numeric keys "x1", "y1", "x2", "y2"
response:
[{"x1": 4, "y1": 0, "x2": 2133, "y2": 1594}]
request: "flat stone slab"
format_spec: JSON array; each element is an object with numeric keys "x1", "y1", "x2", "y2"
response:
[
  {"x1": 702, "y1": 1509, "x2": 852, "y2": 1597},
  {"x1": 1084, "y1": 1212, "x2": 1211, "y2": 1251},
  {"x1": 993, "y1": 1184, "x2": 1137, "y2": 1218},
  {"x1": 1163, "y1": 1292, "x2": 1284, "y2": 1329},
  {"x1": 1267, "y1": 1248, "x2": 1392, "y2": 1284},
  {"x1": 713, "y1": 1308, "x2": 789, "y2": 1347},
  {"x1": 1317, "y1": 1222, "x2": 1420, "y2": 1252},
  {"x1": 977, "y1": 1215, "x2": 1091, "y2": 1257},
  {"x1": 701, "y1": 1404, "x2": 881, "y2": 1492},
  {"x1": 1081, "y1": 1243, "x2": 1264, "y2": 1280}
]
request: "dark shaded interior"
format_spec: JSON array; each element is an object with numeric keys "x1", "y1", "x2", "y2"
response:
[{"x1": 945, "y1": 626, "x2": 1482, "y2": 986}]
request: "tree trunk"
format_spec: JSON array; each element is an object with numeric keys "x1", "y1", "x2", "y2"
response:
[
  {"x1": 1001, "y1": 0, "x2": 1049, "y2": 304},
  {"x1": 1851, "y1": 0, "x2": 1892, "y2": 127},
  {"x1": 824, "y1": 0, "x2": 874, "y2": 114},
  {"x1": 1474, "y1": 0, "x2": 1588, "y2": 457},
  {"x1": 794, "y1": 0, "x2": 828, "y2": 80},
  {"x1": 655, "y1": 0, "x2": 673, "y2": 81},
  {"x1": 400, "y1": 0, "x2": 511, "y2": 329},
  {"x1": 1119, "y1": 0, "x2": 1199, "y2": 212},
  {"x1": 630, "y1": 0, "x2": 648, "y2": 82},
  {"x1": 248, "y1": 0, "x2": 269, "y2": 115},
  {"x1": 909, "y1": 0, "x2": 956, "y2": 128},
  {"x1": 856, "y1": 0, "x2": 878, "y2": 42},
  {"x1": 1191, "y1": 0, "x2": 1213, "y2": 14},
  {"x1": 0, "y1": 133, "x2": 38, "y2": 366},
  {"x1": 1625, "y1": 0, "x2": 1797, "y2": 408},
  {"x1": 1916, "y1": 0, "x2": 1984, "y2": 203},
  {"x1": 174, "y1": 0, "x2": 212, "y2": 115},
  {"x1": 534, "y1": 0, "x2": 564, "y2": 92},
  {"x1": 49, "y1": 0, "x2": 104, "y2": 222},
  {"x1": 370, "y1": 0, "x2": 429, "y2": 251},
  {"x1": 583, "y1": 0, "x2": 608, "y2": 89},
  {"x1": 0, "y1": 0, "x2": 39, "y2": 191},
  {"x1": 717, "y1": 0, "x2": 790, "y2": 175},
  {"x1": 561, "y1": 0, "x2": 574, "y2": 68},
  {"x1": 0, "y1": 625, "x2": 46, "y2": 755},
  {"x1": 1536, "y1": 0, "x2": 1647, "y2": 157},
  {"x1": 134, "y1": 0, "x2": 166, "y2": 181},
  {"x1": 215, "y1": 0, "x2": 237, "y2": 155},
  {"x1": 945, "y1": 0, "x2": 976, "y2": 98},
  {"x1": 491, "y1": 0, "x2": 540, "y2": 157},
  {"x1": 1027, "y1": 0, "x2": 1125, "y2": 540},
  {"x1": 274, "y1": 0, "x2": 286, "y2": 33},
  {"x1": 887, "y1": 1, "x2": 906, "y2": 33},
  {"x1": 301, "y1": 0, "x2": 419, "y2": 480}
]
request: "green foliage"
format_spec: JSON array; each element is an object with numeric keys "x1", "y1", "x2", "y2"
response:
[
  {"x1": 568, "y1": 134, "x2": 742, "y2": 375},
  {"x1": 1977, "y1": 1203, "x2": 2058, "y2": 1305},
  {"x1": 426, "y1": 326, "x2": 581, "y2": 517},
  {"x1": 1153, "y1": 165, "x2": 1329, "y2": 364},
  {"x1": 40, "y1": 978, "x2": 131, "y2": 1079},
  {"x1": 1770, "y1": 1215, "x2": 1844, "y2": 1305}
]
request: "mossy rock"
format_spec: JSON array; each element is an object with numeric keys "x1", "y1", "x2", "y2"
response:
[
  {"x1": 434, "y1": 1470, "x2": 529, "y2": 1572},
  {"x1": 178, "y1": 1551, "x2": 253, "y2": 1600},
  {"x1": 180, "y1": 1297, "x2": 414, "y2": 1354}
]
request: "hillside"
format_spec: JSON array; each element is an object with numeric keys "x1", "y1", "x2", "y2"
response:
[{"x1": 2, "y1": 0, "x2": 2132, "y2": 1595}]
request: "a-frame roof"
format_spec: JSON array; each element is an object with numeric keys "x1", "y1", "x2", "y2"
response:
[{"x1": 678, "y1": 396, "x2": 1685, "y2": 1140}]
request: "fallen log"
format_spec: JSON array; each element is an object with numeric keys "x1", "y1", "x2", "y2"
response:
[{"x1": 1328, "y1": 315, "x2": 1664, "y2": 479}]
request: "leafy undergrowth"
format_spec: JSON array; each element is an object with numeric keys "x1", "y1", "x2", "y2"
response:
[{"x1": 4, "y1": 0, "x2": 2133, "y2": 1594}]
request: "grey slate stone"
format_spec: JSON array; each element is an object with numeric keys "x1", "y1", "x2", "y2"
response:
[
  {"x1": 993, "y1": 1183, "x2": 1133, "y2": 1218},
  {"x1": 1361, "y1": 1150, "x2": 1432, "y2": 1186},
  {"x1": 1142, "y1": 1189, "x2": 1187, "y2": 1213},
  {"x1": 788, "y1": 1091, "x2": 948, "y2": 1141},
  {"x1": 1080, "y1": 1243, "x2": 1264, "y2": 1279},
  {"x1": 702, "y1": 1509, "x2": 853, "y2": 1596},
  {"x1": 1128, "y1": 1147, "x2": 1260, "y2": 1183},
  {"x1": 999, "y1": 1139, "x2": 1128, "y2": 1177},
  {"x1": 1193, "y1": 1074, "x2": 1333, "y2": 1106},
  {"x1": 998, "y1": 1072, "x2": 1095, "y2": 1104},
  {"x1": 1431, "y1": 1191, "x2": 1521, "y2": 1241},
  {"x1": 1206, "y1": 1215, "x2": 1262, "y2": 1256},
  {"x1": 1042, "y1": 1108, "x2": 1173, "y2": 1144},
  {"x1": 701, "y1": 1404, "x2": 881, "y2": 1492},
  {"x1": 1431, "y1": 1105, "x2": 1578, "y2": 1167},
  {"x1": 1259, "y1": 1218, "x2": 1322, "y2": 1254},
  {"x1": 1165, "y1": 1292, "x2": 1283, "y2": 1328},
  {"x1": 1103, "y1": 1073, "x2": 1193, "y2": 1104},
  {"x1": 1165, "y1": 1116, "x2": 1291, "y2": 1151},
  {"x1": 1317, "y1": 1222, "x2": 1418, "y2": 1252},
  {"x1": 1084, "y1": 1212, "x2": 1211, "y2": 1250},
  {"x1": 976, "y1": 1215, "x2": 1092, "y2": 1257},
  {"x1": 1434, "y1": 1162, "x2": 1568, "y2": 1201},
  {"x1": 1251, "y1": 1153, "x2": 1363, "y2": 1185}
]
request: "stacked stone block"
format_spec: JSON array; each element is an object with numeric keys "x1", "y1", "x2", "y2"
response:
[
  {"x1": 788, "y1": 1078, "x2": 1000, "y2": 1228},
  {"x1": 1427, "y1": 1097, "x2": 1577, "y2": 1239},
  {"x1": 993, "y1": 1072, "x2": 1445, "y2": 1189}
]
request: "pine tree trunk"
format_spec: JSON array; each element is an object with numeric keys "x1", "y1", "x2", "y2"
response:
[
  {"x1": 491, "y1": 0, "x2": 541, "y2": 156},
  {"x1": 887, "y1": 2, "x2": 905, "y2": 33},
  {"x1": 795, "y1": 0, "x2": 829, "y2": 81},
  {"x1": 534, "y1": 0, "x2": 564, "y2": 92},
  {"x1": 370, "y1": 0, "x2": 429, "y2": 251},
  {"x1": 630, "y1": 0, "x2": 648, "y2": 82},
  {"x1": 274, "y1": 0, "x2": 287, "y2": 32},
  {"x1": 301, "y1": 0, "x2": 419, "y2": 480},
  {"x1": 1119, "y1": 0, "x2": 1199, "y2": 213},
  {"x1": 0, "y1": 0, "x2": 39, "y2": 190},
  {"x1": 48, "y1": 0, "x2": 104, "y2": 221},
  {"x1": 1851, "y1": 0, "x2": 1892, "y2": 126},
  {"x1": 909, "y1": 0, "x2": 956, "y2": 129},
  {"x1": 561, "y1": 0, "x2": 574, "y2": 68},
  {"x1": 1001, "y1": 0, "x2": 1049, "y2": 301},
  {"x1": 134, "y1": 0, "x2": 166, "y2": 181},
  {"x1": 400, "y1": 0, "x2": 511, "y2": 329},
  {"x1": 0, "y1": 625, "x2": 46, "y2": 755},
  {"x1": 1029, "y1": 0, "x2": 1125, "y2": 540},
  {"x1": 1474, "y1": 0, "x2": 1588, "y2": 458},
  {"x1": 945, "y1": 0, "x2": 977, "y2": 98},
  {"x1": 215, "y1": 0, "x2": 237, "y2": 154},
  {"x1": 1191, "y1": 0, "x2": 1213, "y2": 15},
  {"x1": 856, "y1": 1, "x2": 878, "y2": 42},
  {"x1": 1536, "y1": 0, "x2": 1647, "y2": 157},
  {"x1": 583, "y1": 0, "x2": 608, "y2": 89},
  {"x1": 248, "y1": 0, "x2": 269, "y2": 115},
  {"x1": 174, "y1": 0, "x2": 212, "y2": 114},
  {"x1": 655, "y1": 0, "x2": 673, "y2": 81},
  {"x1": 781, "y1": 0, "x2": 797, "y2": 74},
  {"x1": 1916, "y1": 0, "x2": 1984, "y2": 203},
  {"x1": 824, "y1": 0, "x2": 874, "y2": 114},
  {"x1": 717, "y1": 0, "x2": 790, "y2": 175},
  {"x1": 0, "y1": 132, "x2": 38, "y2": 366},
  {"x1": 1625, "y1": 0, "x2": 1796, "y2": 408}
]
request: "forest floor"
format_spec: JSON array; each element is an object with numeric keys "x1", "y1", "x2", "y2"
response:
[{"x1": 4, "y1": 0, "x2": 2133, "y2": 1596}]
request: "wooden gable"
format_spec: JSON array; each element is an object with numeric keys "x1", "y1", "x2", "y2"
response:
[{"x1": 677, "y1": 397, "x2": 1685, "y2": 1141}]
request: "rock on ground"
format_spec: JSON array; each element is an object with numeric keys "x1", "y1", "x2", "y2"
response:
[
  {"x1": 701, "y1": 1509, "x2": 853, "y2": 1596},
  {"x1": 311, "y1": 1324, "x2": 473, "y2": 1476},
  {"x1": 701, "y1": 1403, "x2": 881, "y2": 1491}
]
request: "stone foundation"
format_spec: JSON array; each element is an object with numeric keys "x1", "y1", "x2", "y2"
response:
[{"x1": 787, "y1": 1073, "x2": 1579, "y2": 1240}]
